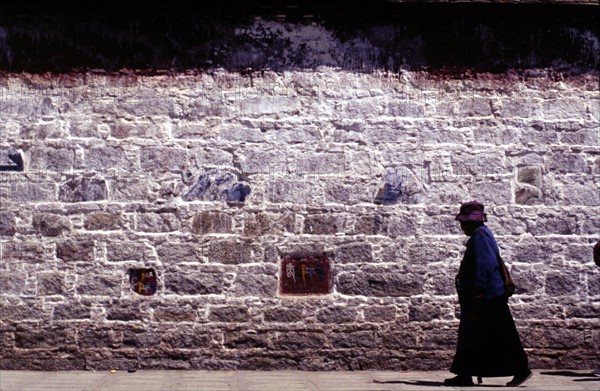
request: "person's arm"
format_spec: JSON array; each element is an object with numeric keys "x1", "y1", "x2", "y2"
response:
[{"x1": 471, "y1": 231, "x2": 498, "y2": 295}]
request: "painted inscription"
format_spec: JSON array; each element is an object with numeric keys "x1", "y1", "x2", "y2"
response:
[
  {"x1": 129, "y1": 268, "x2": 157, "y2": 296},
  {"x1": 280, "y1": 255, "x2": 331, "y2": 295}
]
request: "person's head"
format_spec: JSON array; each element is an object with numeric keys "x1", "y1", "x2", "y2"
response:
[
  {"x1": 455, "y1": 201, "x2": 487, "y2": 236},
  {"x1": 594, "y1": 239, "x2": 600, "y2": 268}
]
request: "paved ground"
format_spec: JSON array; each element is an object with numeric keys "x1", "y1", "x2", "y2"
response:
[{"x1": 1, "y1": 369, "x2": 598, "y2": 391}]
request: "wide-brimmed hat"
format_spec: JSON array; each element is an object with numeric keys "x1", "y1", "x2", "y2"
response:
[{"x1": 455, "y1": 201, "x2": 487, "y2": 222}]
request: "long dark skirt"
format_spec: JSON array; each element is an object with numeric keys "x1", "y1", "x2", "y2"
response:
[{"x1": 450, "y1": 296, "x2": 529, "y2": 377}]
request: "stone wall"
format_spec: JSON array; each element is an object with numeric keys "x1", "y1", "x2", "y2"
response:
[{"x1": 0, "y1": 2, "x2": 599, "y2": 371}]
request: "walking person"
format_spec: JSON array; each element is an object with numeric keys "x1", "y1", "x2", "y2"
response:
[{"x1": 444, "y1": 201, "x2": 532, "y2": 387}]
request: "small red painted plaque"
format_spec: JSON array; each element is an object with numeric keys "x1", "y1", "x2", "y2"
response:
[{"x1": 280, "y1": 255, "x2": 331, "y2": 295}]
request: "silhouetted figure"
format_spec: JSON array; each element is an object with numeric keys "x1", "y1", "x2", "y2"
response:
[{"x1": 444, "y1": 201, "x2": 532, "y2": 387}]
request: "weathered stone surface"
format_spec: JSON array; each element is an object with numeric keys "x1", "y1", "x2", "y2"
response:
[
  {"x1": 224, "y1": 331, "x2": 269, "y2": 349},
  {"x1": 166, "y1": 272, "x2": 224, "y2": 295},
  {"x1": 588, "y1": 274, "x2": 600, "y2": 296},
  {"x1": 140, "y1": 147, "x2": 187, "y2": 172},
  {"x1": 337, "y1": 271, "x2": 424, "y2": 297},
  {"x1": 53, "y1": 303, "x2": 91, "y2": 320},
  {"x1": 271, "y1": 332, "x2": 327, "y2": 351},
  {"x1": 542, "y1": 98, "x2": 587, "y2": 121},
  {"x1": 561, "y1": 183, "x2": 600, "y2": 206},
  {"x1": 137, "y1": 212, "x2": 181, "y2": 232},
  {"x1": 85, "y1": 147, "x2": 136, "y2": 173},
  {"x1": 106, "y1": 302, "x2": 147, "y2": 322},
  {"x1": 265, "y1": 180, "x2": 322, "y2": 204},
  {"x1": 20, "y1": 122, "x2": 66, "y2": 140},
  {"x1": 84, "y1": 212, "x2": 123, "y2": 230},
  {"x1": 111, "y1": 121, "x2": 164, "y2": 139},
  {"x1": 421, "y1": 327, "x2": 457, "y2": 349},
  {"x1": 1, "y1": 42, "x2": 599, "y2": 372},
  {"x1": 0, "y1": 211, "x2": 17, "y2": 236},
  {"x1": 107, "y1": 241, "x2": 148, "y2": 262},
  {"x1": 363, "y1": 306, "x2": 396, "y2": 322},
  {"x1": 565, "y1": 303, "x2": 600, "y2": 319},
  {"x1": 518, "y1": 166, "x2": 543, "y2": 187},
  {"x1": 353, "y1": 214, "x2": 388, "y2": 236},
  {"x1": 545, "y1": 271, "x2": 580, "y2": 297},
  {"x1": 32, "y1": 213, "x2": 71, "y2": 236},
  {"x1": 264, "y1": 307, "x2": 304, "y2": 323},
  {"x1": 77, "y1": 273, "x2": 121, "y2": 296},
  {"x1": 70, "y1": 121, "x2": 99, "y2": 138},
  {"x1": 123, "y1": 329, "x2": 161, "y2": 348},
  {"x1": 529, "y1": 213, "x2": 578, "y2": 235},
  {"x1": 408, "y1": 298, "x2": 445, "y2": 321},
  {"x1": 78, "y1": 328, "x2": 121, "y2": 349},
  {"x1": 335, "y1": 243, "x2": 373, "y2": 264},
  {"x1": 0, "y1": 303, "x2": 46, "y2": 321},
  {"x1": 374, "y1": 166, "x2": 423, "y2": 205},
  {"x1": 29, "y1": 147, "x2": 76, "y2": 173},
  {"x1": 382, "y1": 331, "x2": 419, "y2": 349},
  {"x1": 163, "y1": 329, "x2": 211, "y2": 349},
  {"x1": 1, "y1": 241, "x2": 45, "y2": 263},
  {"x1": 387, "y1": 215, "x2": 419, "y2": 238},
  {"x1": 37, "y1": 272, "x2": 66, "y2": 295},
  {"x1": 182, "y1": 169, "x2": 251, "y2": 203},
  {"x1": 324, "y1": 181, "x2": 375, "y2": 205},
  {"x1": 548, "y1": 152, "x2": 588, "y2": 174},
  {"x1": 8, "y1": 181, "x2": 56, "y2": 203},
  {"x1": 243, "y1": 212, "x2": 295, "y2": 236},
  {"x1": 427, "y1": 271, "x2": 459, "y2": 296},
  {"x1": 315, "y1": 307, "x2": 358, "y2": 324},
  {"x1": 207, "y1": 240, "x2": 261, "y2": 264},
  {"x1": 0, "y1": 358, "x2": 86, "y2": 371},
  {"x1": 191, "y1": 211, "x2": 232, "y2": 234},
  {"x1": 154, "y1": 306, "x2": 197, "y2": 322},
  {"x1": 515, "y1": 185, "x2": 543, "y2": 205},
  {"x1": 208, "y1": 306, "x2": 249, "y2": 323},
  {"x1": 303, "y1": 214, "x2": 346, "y2": 235},
  {"x1": 468, "y1": 180, "x2": 512, "y2": 204},
  {"x1": 0, "y1": 270, "x2": 28, "y2": 294},
  {"x1": 109, "y1": 178, "x2": 151, "y2": 201},
  {"x1": 330, "y1": 331, "x2": 377, "y2": 349},
  {"x1": 421, "y1": 212, "x2": 459, "y2": 236},
  {"x1": 59, "y1": 177, "x2": 107, "y2": 202},
  {"x1": 230, "y1": 273, "x2": 277, "y2": 297},
  {"x1": 155, "y1": 242, "x2": 201, "y2": 263},
  {"x1": 14, "y1": 326, "x2": 72, "y2": 349},
  {"x1": 56, "y1": 239, "x2": 94, "y2": 263}
]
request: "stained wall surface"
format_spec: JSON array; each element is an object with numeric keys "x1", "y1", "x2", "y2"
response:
[{"x1": 0, "y1": 2, "x2": 599, "y2": 371}]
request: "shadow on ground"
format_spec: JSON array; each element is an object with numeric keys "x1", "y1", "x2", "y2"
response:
[
  {"x1": 540, "y1": 371, "x2": 600, "y2": 383},
  {"x1": 540, "y1": 371, "x2": 598, "y2": 378},
  {"x1": 373, "y1": 379, "x2": 506, "y2": 388}
]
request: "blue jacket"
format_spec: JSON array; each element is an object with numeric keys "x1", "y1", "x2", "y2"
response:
[{"x1": 458, "y1": 225, "x2": 505, "y2": 305}]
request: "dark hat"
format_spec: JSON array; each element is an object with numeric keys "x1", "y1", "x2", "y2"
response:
[{"x1": 455, "y1": 201, "x2": 487, "y2": 222}]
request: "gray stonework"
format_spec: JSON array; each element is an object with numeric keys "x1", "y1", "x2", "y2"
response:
[{"x1": 0, "y1": 11, "x2": 599, "y2": 372}]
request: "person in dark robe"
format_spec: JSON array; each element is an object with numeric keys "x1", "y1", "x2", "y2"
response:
[{"x1": 444, "y1": 201, "x2": 532, "y2": 387}]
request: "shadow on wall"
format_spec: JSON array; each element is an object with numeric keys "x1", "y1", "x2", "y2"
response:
[
  {"x1": 0, "y1": 1, "x2": 598, "y2": 74},
  {"x1": 0, "y1": 148, "x2": 24, "y2": 172}
]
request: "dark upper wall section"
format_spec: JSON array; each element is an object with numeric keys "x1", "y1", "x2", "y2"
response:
[{"x1": 0, "y1": 1, "x2": 598, "y2": 74}]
